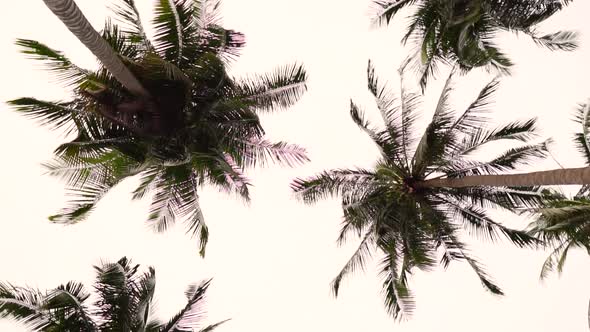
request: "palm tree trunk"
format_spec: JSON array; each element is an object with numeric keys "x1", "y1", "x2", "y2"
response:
[
  {"x1": 417, "y1": 167, "x2": 590, "y2": 188},
  {"x1": 42, "y1": 0, "x2": 149, "y2": 97}
]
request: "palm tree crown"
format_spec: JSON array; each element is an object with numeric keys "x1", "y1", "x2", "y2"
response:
[
  {"x1": 0, "y1": 257, "x2": 227, "y2": 331},
  {"x1": 527, "y1": 101, "x2": 590, "y2": 278},
  {"x1": 291, "y1": 61, "x2": 549, "y2": 319},
  {"x1": 9, "y1": 0, "x2": 309, "y2": 256},
  {"x1": 372, "y1": 0, "x2": 577, "y2": 89}
]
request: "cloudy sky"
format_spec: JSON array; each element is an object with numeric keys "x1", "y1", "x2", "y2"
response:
[{"x1": 1, "y1": 0, "x2": 590, "y2": 331}]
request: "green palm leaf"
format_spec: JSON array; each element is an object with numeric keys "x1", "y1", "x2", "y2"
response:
[
  {"x1": 0, "y1": 283, "x2": 48, "y2": 330},
  {"x1": 109, "y1": 0, "x2": 153, "y2": 52},
  {"x1": 15, "y1": 39, "x2": 90, "y2": 87},
  {"x1": 235, "y1": 63, "x2": 307, "y2": 112},
  {"x1": 8, "y1": 98, "x2": 78, "y2": 132},
  {"x1": 373, "y1": 0, "x2": 575, "y2": 85},
  {"x1": 153, "y1": 0, "x2": 199, "y2": 66},
  {"x1": 161, "y1": 280, "x2": 211, "y2": 332}
]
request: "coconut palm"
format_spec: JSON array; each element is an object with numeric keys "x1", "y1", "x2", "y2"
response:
[
  {"x1": 527, "y1": 100, "x2": 590, "y2": 282},
  {"x1": 372, "y1": 0, "x2": 578, "y2": 89},
  {"x1": 0, "y1": 257, "x2": 227, "y2": 331},
  {"x1": 9, "y1": 0, "x2": 309, "y2": 256},
  {"x1": 291, "y1": 61, "x2": 552, "y2": 319},
  {"x1": 523, "y1": 101, "x2": 590, "y2": 328}
]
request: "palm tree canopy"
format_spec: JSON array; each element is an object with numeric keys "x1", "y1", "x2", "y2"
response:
[
  {"x1": 372, "y1": 0, "x2": 577, "y2": 89},
  {"x1": 9, "y1": 0, "x2": 309, "y2": 256},
  {"x1": 0, "y1": 257, "x2": 227, "y2": 332},
  {"x1": 527, "y1": 101, "x2": 590, "y2": 279},
  {"x1": 291, "y1": 61, "x2": 549, "y2": 319}
]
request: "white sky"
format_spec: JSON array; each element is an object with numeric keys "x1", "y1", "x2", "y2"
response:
[{"x1": 1, "y1": 0, "x2": 590, "y2": 331}]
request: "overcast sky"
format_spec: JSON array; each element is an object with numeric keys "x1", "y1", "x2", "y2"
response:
[{"x1": 1, "y1": 0, "x2": 590, "y2": 331}]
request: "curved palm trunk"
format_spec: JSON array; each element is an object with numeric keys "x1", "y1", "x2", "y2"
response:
[
  {"x1": 42, "y1": 0, "x2": 149, "y2": 97},
  {"x1": 417, "y1": 167, "x2": 590, "y2": 188}
]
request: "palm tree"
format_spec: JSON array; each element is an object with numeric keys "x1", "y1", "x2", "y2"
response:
[
  {"x1": 526, "y1": 101, "x2": 590, "y2": 328},
  {"x1": 0, "y1": 257, "x2": 227, "y2": 331},
  {"x1": 291, "y1": 61, "x2": 553, "y2": 319},
  {"x1": 10, "y1": 0, "x2": 309, "y2": 256},
  {"x1": 372, "y1": 0, "x2": 578, "y2": 89}
]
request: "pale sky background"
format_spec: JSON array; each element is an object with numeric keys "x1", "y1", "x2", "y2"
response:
[{"x1": 1, "y1": 0, "x2": 590, "y2": 331}]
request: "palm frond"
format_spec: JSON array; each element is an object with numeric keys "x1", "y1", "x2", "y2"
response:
[
  {"x1": 367, "y1": 60, "x2": 401, "y2": 131},
  {"x1": 460, "y1": 249, "x2": 504, "y2": 295},
  {"x1": 101, "y1": 19, "x2": 141, "y2": 60},
  {"x1": 135, "y1": 267, "x2": 156, "y2": 330},
  {"x1": 48, "y1": 176, "x2": 119, "y2": 224},
  {"x1": 8, "y1": 97, "x2": 77, "y2": 132},
  {"x1": 161, "y1": 279, "x2": 211, "y2": 332},
  {"x1": 0, "y1": 283, "x2": 48, "y2": 330},
  {"x1": 441, "y1": 197, "x2": 539, "y2": 248},
  {"x1": 481, "y1": 140, "x2": 550, "y2": 171},
  {"x1": 15, "y1": 39, "x2": 90, "y2": 86},
  {"x1": 536, "y1": 240, "x2": 574, "y2": 280},
  {"x1": 54, "y1": 137, "x2": 139, "y2": 160},
  {"x1": 449, "y1": 77, "x2": 498, "y2": 135},
  {"x1": 442, "y1": 186, "x2": 544, "y2": 212},
  {"x1": 234, "y1": 138, "x2": 309, "y2": 168},
  {"x1": 449, "y1": 118, "x2": 542, "y2": 158},
  {"x1": 529, "y1": 30, "x2": 578, "y2": 51},
  {"x1": 145, "y1": 164, "x2": 216, "y2": 250},
  {"x1": 349, "y1": 100, "x2": 405, "y2": 168},
  {"x1": 235, "y1": 63, "x2": 307, "y2": 112},
  {"x1": 574, "y1": 102, "x2": 590, "y2": 165},
  {"x1": 416, "y1": 44, "x2": 444, "y2": 92},
  {"x1": 193, "y1": 0, "x2": 222, "y2": 30},
  {"x1": 330, "y1": 227, "x2": 376, "y2": 297},
  {"x1": 131, "y1": 166, "x2": 159, "y2": 199},
  {"x1": 371, "y1": 0, "x2": 415, "y2": 27},
  {"x1": 44, "y1": 151, "x2": 134, "y2": 224},
  {"x1": 488, "y1": 0, "x2": 573, "y2": 29},
  {"x1": 378, "y1": 252, "x2": 415, "y2": 320},
  {"x1": 528, "y1": 199, "x2": 590, "y2": 244},
  {"x1": 217, "y1": 153, "x2": 250, "y2": 196},
  {"x1": 291, "y1": 169, "x2": 378, "y2": 204},
  {"x1": 153, "y1": 0, "x2": 199, "y2": 66},
  {"x1": 398, "y1": 67, "x2": 422, "y2": 169},
  {"x1": 189, "y1": 153, "x2": 251, "y2": 199},
  {"x1": 109, "y1": 0, "x2": 153, "y2": 52},
  {"x1": 198, "y1": 318, "x2": 231, "y2": 332},
  {"x1": 190, "y1": 0, "x2": 245, "y2": 58},
  {"x1": 163, "y1": 170, "x2": 210, "y2": 257},
  {"x1": 43, "y1": 151, "x2": 126, "y2": 187},
  {"x1": 412, "y1": 84, "x2": 455, "y2": 175},
  {"x1": 146, "y1": 176, "x2": 183, "y2": 233}
]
